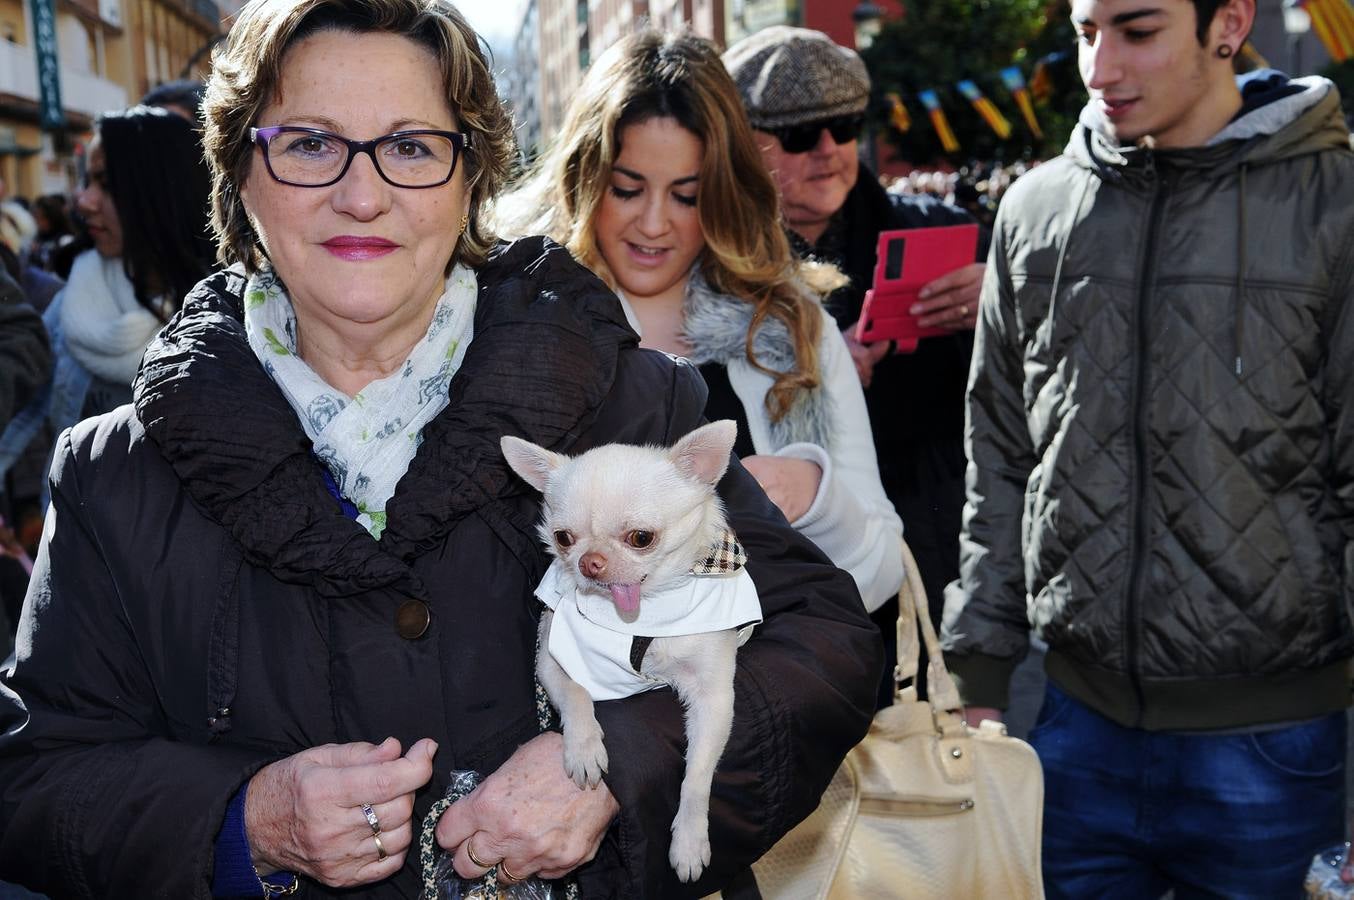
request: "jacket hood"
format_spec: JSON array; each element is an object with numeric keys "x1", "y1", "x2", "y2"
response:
[{"x1": 1069, "y1": 73, "x2": 1349, "y2": 177}]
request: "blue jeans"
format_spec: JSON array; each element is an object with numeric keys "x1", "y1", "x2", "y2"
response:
[{"x1": 1028, "y1": 681, "x2": 1345, "y2": 900}]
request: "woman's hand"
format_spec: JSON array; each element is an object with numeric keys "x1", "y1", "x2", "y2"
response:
[
  {"x1": 436, "y1": 731, "x2": 619, "y2": 883},
  {"x1": 841, "y1": 326, "x2": 891, "y2": 388},
  {"x1": 244, "y1": 736, "x2": 437, "y2": 888},
  {"x1": 910, "y1": 262, "x2": 985, "y2": 331},
  {"x1": 742, "y1": 455, "x2": 823, "y2": 523}
]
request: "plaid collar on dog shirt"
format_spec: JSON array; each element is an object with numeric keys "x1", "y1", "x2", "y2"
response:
[{"x1": 690, "y1": 529, "x2": 748, "y2": 576}]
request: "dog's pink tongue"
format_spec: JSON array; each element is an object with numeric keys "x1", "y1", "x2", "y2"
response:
[{"x1": 609, "y1": 582, "x2": 642, "y2": 613}]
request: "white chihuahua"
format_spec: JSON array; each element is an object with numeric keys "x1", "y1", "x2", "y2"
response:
[{"x1": 500, "y1": 420, "x2": 761, "y2": 882}]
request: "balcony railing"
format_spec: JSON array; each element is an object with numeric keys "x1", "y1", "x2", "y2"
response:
[{"x1": 0, "y1": 39, "x2": 129, "y2": 119}]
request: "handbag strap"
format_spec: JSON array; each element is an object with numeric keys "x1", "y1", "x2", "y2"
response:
[{"x1": 894, "y1": 539, "x2": 962, "y2": 713}]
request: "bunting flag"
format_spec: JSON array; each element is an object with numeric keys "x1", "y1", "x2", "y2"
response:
[
  {"x1": 1301, "y1": 0, "x2": 1354, "y2": 62},
  {"x1": 956, "y1": 79, "x2": 1013, "y2": 139},
  {"x1": 885, "y1": 91, "x2": 911, "y2": 133},
  {"x1": 1029, "y1": 50, "x2": 1068, "y2": 102},
  {"x1": 918, "y1": 89, "x2": 960, "y2": 152},
  {"x1": 1000, "y1": 66, "x2": 1043, "y2": 139}
]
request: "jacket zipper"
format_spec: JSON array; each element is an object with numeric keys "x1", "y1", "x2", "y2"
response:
[
  {"x1": 1124, "y1": 150, "x2": 1167, "y2": 727},
  {"x1": 858, "y1": 795, "x2": 976, "y2": 817}
]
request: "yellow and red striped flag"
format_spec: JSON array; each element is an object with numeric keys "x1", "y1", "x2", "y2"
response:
[
  {"x1": 957, "y1": 80, "x2": 1013, "y2": 140},
  {"x1": 1302, "y1": 0, "x2": 1354, "y2": 62},
  {"x1": 885, "y1": 91, "x2": 911, "y2": 134},
  {"x1": 1000, "y1": 67, "x2": 1043, "y2": 139},
  {"x1": 918, "y1": 90, "x2": 960, "y2": 153}
]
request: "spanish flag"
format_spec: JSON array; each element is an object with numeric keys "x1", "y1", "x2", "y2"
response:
[
  {"x1": 1000, "y1": 67, "x2": 1043, "y2": 139},
  {"x1": 885, "y1": 91, "x2": 911, "y2": 134},
  {"x1": 1301, "y1": 0, "x2": 1354, "y2": 62},
  {"x1": 957, "y1": 80, "x2": 1013, "y2": 140}
]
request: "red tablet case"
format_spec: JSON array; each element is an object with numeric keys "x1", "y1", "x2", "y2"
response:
[{"x1": 854, "y1": 223, "x2": 979, "y2": 353}]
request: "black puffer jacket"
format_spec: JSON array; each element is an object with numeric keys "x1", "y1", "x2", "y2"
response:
[
  {"x1": 942, "y1": 77, "x2": 1354, "y2": 730},
  {"x1": 0, "y1": 237, "x2": 880, "y2": 898},
  {"x1": 0, "y1": 269, "x2": 50, "y2": 427}
]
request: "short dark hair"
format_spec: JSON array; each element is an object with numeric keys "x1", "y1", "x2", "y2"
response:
[
  {"x1": 96, "y1": 105, "x2": 215, "y2": 317},
  {"x1": 140, "y1": 79, "x2": 207, "y2": 120},
  {"x1": 1191, "y1": 0, "x2": 1224, "y2": 43}
]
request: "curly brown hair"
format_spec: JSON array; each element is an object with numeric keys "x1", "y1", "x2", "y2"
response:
[{"x1": 202, "y1": 0, "x2": 516, "y2": 273}]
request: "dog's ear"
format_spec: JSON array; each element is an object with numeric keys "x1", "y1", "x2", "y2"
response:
[
  {"x1": 669, "y1": 420, "x2": 737, "y2": 486},
  {"x1": 501, "y1": 435, "x2": 563, "y2": 492}
]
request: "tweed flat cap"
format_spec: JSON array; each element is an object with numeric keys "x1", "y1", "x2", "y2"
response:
[{"x1": 722, "y1": 26, "x2": 870, "y2": 130}]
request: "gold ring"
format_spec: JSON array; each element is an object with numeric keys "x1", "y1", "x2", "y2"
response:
[
  {"x1": 498, "y1": 860, "x2": 524, "y2": 883},
  {"x1": 372, "y1": 832, "x2": 388, "y2": 861},
  {"x1": 465, "y1": 835, "x2": 497, "y2": 870}
]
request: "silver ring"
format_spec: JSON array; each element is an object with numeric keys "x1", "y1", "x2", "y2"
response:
[
  {"x1": 360, "y1": 802, "x2": 381, "y2": 835},
  {"x1": 373, "y1": 832, "x2": 388, "y2": 861}
]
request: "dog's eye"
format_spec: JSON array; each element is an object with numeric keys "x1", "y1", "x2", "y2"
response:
[
  {"x1": 554, "y1": 530, "x2": 575, "y2": 549},
  {"x1": 626, "y1": 530, "x2": 655, "y2": 549}
]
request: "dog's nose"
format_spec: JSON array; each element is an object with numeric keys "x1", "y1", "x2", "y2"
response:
[{"x1": 579, "y1": 552, "x2": 608, "y2": 579}]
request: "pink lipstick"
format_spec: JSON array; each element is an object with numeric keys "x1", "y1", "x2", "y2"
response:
[{"x1": 321, "y1": 235, "x2": 399, "y2": 260}]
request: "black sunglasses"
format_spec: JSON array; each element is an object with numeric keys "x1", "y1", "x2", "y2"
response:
[{"x1": 768, "y1": 114, "x2": 865, "y2": 154}]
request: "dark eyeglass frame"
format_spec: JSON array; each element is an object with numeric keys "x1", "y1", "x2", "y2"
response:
[
  {"x1": 768, "y1": 114, "x2": 866, "y2": 154},
  {"x1": 249, "y1": 125, "x2": 472, "y2": 188}
]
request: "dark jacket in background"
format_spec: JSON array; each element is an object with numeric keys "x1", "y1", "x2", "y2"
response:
[
  {"x1": 0, "y1": 237, "x2": 880, "y2": 899},
  {"x1": 942, "y1": 76, "x2": 1354, "y2": 731},
  {"x1": 0, "y1": 271, "x2": 50, "y2": 429},
  {"x1": 791, "y1": 164, "x2": 979, "y2": 611}
]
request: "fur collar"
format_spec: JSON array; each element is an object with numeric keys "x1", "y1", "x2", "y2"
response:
[{"x1": 681, "y1": 267, "x2": 834, "y2": 451}]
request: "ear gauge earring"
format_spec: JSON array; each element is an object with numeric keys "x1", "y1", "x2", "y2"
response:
[{"x1": 1217, "y1": 44, "x2": 1235, "y2": 58}]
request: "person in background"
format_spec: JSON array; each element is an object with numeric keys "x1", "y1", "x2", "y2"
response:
[
  {"x1": 142, "y1": 78, "x2": 207, "y2": 122},
  {"x1": 29, "y1": 194, "x2": 74, "y2": 274},
  {"x1": 56, "y1": 105, "x2": 215, "y2": 423},
  {"x1": 0, "y1": 271, "x2": 49, "y2": 434},
  {"x1": 495, "y1": 29, "x2": 904, "y2": 614},
  {"x1": 942, "y1": 0, "x2": 1353, "y2": 895},
  {"x1": 723, "y1": 27, "x2": 984, "y2": 706},
  {"x1": 0, "y1": 201, "x2": 63, "y2": 312},
  {"x1": 0, "y1": 0, "x2": 880, "y2": 896}
]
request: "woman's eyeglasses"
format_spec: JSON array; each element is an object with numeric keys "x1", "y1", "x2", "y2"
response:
[
  {"x1": 250, "y1": 126, "x2": 472, "y2": 188},
  {"x1": 768, "y1": 114, "x2": 865, "y2": 155}
]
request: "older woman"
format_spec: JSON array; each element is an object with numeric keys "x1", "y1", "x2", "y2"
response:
[{"x1": 0, "y1": 0, "x2": 879, "y2": 898}]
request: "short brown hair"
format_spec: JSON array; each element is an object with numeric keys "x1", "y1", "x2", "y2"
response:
[{"x1": 203, "y1": 0, "x2": 515, "y2": 273}]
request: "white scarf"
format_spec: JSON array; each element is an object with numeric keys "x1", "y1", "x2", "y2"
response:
[
  {"x1": 60, "y1": 249, "x2": 168, "y2": 384},
  {"x1": 244, "y1": 264, "x2": 478, "y2": 538}
]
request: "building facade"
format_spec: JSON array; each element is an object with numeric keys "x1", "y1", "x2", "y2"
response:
[{"x1": 0, "y1": 0, "x2": 221, "y2": 199}]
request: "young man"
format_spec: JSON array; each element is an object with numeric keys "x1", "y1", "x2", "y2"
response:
[
  {"x1": 722, "y1": 30, "x2": 985, "y2": 708},
  {"x1": 942, "y1": 0, "x2": 1354, "y2": 894}
]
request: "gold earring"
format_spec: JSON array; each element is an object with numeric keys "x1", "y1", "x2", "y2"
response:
[{"x1": 459, "y1": 213, "x2": 469, "y2": 235}]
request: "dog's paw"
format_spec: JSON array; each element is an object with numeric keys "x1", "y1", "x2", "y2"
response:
[
  {"x1": 668, "y1": 816, "x2": 711, "y2": 883},
  {"x1": 562, "y1": 720, "x2": 608, "y2": 789}
]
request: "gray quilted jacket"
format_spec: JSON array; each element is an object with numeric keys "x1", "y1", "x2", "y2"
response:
[{"x1": 941, "y1": 75, "x2": 1354, "y2": 730}]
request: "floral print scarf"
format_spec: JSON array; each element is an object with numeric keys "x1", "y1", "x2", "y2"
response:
[{"x1": 243, "y1": 263, "x2": 477, "y2": 538}]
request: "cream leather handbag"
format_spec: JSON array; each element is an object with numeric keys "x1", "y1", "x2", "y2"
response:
[{"x1": 741, "y1": 541, "x2": 1045, "y2": 900}]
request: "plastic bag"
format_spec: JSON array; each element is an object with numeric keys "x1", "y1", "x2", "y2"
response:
[{"x1": 429, "y1": 770, "x2": 555, "y2": 900}]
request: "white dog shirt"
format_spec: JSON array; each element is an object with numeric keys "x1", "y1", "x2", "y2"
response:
[{"x1": 535, "y1": 532, "x2": 763, "y2": 701}]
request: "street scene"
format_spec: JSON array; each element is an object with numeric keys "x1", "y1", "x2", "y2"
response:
[{"x1": 0, "y1": 0, "x2": 1352, "y2": 897}]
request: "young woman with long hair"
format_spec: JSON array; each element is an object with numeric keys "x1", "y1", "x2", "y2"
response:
[
  {"x1": 496, "y1": 30, "x2": 903, "y2": 611},
  {"x1": 58, "y1": 104, "x2": 215, "y2": 419}
]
